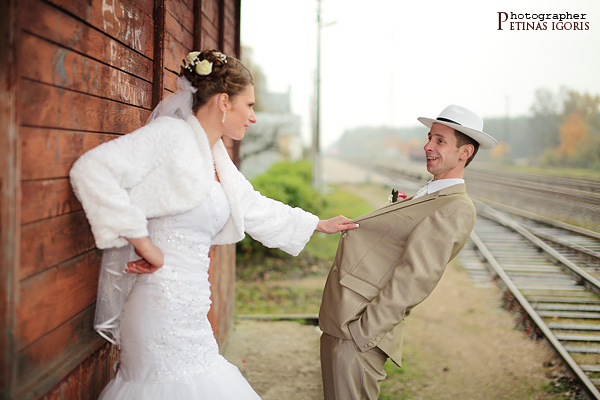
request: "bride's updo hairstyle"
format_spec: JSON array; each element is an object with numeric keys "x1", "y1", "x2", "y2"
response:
[{"x1": 180, "y1": 49, "x2": 254, "y2": 113}]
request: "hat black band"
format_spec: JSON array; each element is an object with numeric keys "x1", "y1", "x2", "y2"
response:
[{"x1": 437, "y1": 117, "x2": 461, "y2": 125}]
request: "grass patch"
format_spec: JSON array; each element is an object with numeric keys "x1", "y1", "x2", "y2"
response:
[
  {"x1": 379, "y1": 359, "x2": 420, "y2": 400},
  {"x1": 235, "y1": 283, "x2": 324, "y2": 315}
]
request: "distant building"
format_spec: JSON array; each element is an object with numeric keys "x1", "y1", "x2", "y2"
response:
[{"x1": 241, "y1": 86, "x2": 303, "y2": 179}]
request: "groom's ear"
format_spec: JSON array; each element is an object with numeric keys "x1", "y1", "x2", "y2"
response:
[{"x1": 459, "y1": 144, "x2": 475, "y2": 161}]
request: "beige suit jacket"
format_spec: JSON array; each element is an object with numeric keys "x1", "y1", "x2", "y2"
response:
[{"x1": 319, "y1": 184, "x2": 475, "y2": 366}]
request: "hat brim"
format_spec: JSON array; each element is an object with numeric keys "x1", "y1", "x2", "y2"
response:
[{"x1": 417, "y1": 117, "x2": 498, "y2": 149}]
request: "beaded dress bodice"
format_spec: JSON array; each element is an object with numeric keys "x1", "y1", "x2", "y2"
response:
[{"x1": 143, "y1": 178, "x2": 230, "y2": 296}]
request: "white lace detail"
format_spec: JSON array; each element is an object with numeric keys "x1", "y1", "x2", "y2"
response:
[
  {"x1": 149, "y1": 213, "x2": 212, "y2": 259},
  {"x1": 147, "y1": 265, "x2": 226, "y2": 384}
]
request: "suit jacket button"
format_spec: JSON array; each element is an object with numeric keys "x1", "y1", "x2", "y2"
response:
[
  {"x1": 332, "y1": 265, "x2": 338, "y2": 271},
  {"x1": 341, "y1": 232, "x2": 347, "y2": 238}
]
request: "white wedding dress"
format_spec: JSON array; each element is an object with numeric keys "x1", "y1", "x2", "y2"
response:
[{"x1": 99, "y1": 180, "x2": 261, "y2": 399}]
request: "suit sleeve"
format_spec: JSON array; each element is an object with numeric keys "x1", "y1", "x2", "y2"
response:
[
  {"x1": 69, "y1": 118, "x2": 186, "y2": 249},
  {"x1": 348, "y1": 200, "x2": 475, "y2": 351}
]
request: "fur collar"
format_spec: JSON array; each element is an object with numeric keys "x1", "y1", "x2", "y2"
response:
[{"x1": 185, "y1": 115, "x2": 246, "y2": 244}]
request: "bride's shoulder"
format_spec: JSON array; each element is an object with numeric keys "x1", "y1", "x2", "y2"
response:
[
  {"x1": 136, "y1": 117, "x2": 196, "y2": 148},
  {"x1": 146, "y1": 116, "x2": 192, "y2": 133}
]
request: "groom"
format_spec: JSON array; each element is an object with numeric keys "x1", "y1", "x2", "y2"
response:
[{"x1": 318, "y1": 104, "x2": 498, "y2": 399}]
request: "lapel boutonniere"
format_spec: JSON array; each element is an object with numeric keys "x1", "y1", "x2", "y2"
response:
[{"x1": 388, "y1": 189, "x2": 407, "y2": 203}]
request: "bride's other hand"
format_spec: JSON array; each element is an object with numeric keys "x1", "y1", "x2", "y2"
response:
[
  {"x1": 125, "y1": 258, "x2": 162, "y2": 274},
  {"x1": 316, "y1": 215, "x2": 359, "y2": 234},
  {"x1": 124, "y1": 237, "x2": 165, "y2": 274}
]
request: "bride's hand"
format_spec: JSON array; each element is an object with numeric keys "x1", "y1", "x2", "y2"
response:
[
  {"x1": 124, "y1": 237, "x2": 164, "y2": 274},
  {"x1": 316, "y1": 215, "x2": 359, "y2": 234},
  {"x1": 125, "y1": 258, "x2": 163, "y2": 274}
]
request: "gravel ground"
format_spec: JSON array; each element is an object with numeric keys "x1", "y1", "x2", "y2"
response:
[{"x1": 223, "y1": 260, "x2": 572, "y2": 399}]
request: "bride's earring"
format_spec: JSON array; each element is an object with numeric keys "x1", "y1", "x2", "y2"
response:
[{"x1": 222, "y1": 110, "x2": 227, "y2": 124}]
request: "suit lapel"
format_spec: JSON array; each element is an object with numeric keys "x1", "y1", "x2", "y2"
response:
[{"x1": 352, "y1": 184, "x2": 467, "y2": 223}]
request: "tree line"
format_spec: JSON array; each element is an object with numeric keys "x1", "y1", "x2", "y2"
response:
[{"x1": 331, "y1": 88, "x2": 600, "y2": 170}]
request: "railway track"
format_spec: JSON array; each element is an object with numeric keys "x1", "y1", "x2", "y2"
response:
[
  {"x1": 467, "y1": 167, "x2": 600, "y2": 195},
  {"x1": 459, "y1": 201, "x2": 600, "y2": 399}
]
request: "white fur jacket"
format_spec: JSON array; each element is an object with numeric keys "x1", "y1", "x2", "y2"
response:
[{"x1": 70, "y1": 115, "x2": 319, "y2": 256}]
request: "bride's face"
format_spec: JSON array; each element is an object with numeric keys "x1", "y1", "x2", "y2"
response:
[{"x1": 223, "y1": 85, "x2": 256, "y2": 141}]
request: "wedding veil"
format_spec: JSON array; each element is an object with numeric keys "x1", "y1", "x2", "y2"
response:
[{"x1": 146, "y1": 76, "x2": 198, "y2": 124}]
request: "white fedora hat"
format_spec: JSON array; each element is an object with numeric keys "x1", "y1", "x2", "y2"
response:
[{"x1": 418, "y1": 104, "x2": 497, "y2": 149}]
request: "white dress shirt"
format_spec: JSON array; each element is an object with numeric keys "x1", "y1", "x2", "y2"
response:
[{"x1": 414, "y1": 178, "x2": 465, "y2": 198}]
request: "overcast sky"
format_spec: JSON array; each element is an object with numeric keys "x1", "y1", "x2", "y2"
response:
[{"x1": 241, "y1": 0, "x2": 600, "y2": 148}]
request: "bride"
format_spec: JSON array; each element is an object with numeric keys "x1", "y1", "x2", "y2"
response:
[{"x1": 69, "y1": 49, "x2": 357, "y2": 399}]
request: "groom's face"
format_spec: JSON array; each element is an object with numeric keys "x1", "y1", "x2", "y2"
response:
[{"x1": 424, "y1": 123, "x2": 465, "y2": 180}]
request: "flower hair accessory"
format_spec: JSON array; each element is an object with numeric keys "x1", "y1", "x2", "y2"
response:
[
  {"x1": 195, "y1": 60, "x2": 213, "y2": 75},
  {"x1": 388, "y1": 189, "x2": 407, "y2": 203},
  {"x1": 184, "y1": 50, "x2": 227, "y2": 76}
]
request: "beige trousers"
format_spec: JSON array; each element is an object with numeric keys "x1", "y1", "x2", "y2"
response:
[{"x1": 320, "y1": 332, "x2": 388, "y2": 400}]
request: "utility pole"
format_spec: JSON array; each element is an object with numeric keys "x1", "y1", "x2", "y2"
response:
[
  {"x1": 312, "y1": 0, "x2": 322, "y2": 191},
  {"x1": 505, "y1": 95, "x2": 510, "y2": 152}
]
